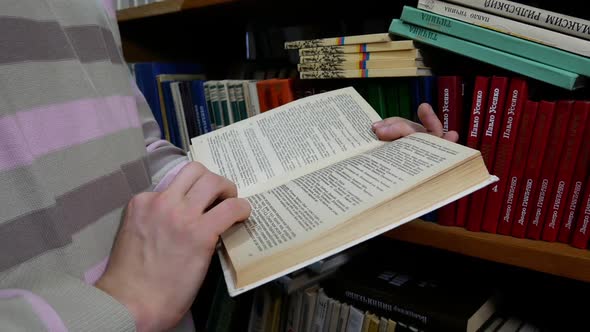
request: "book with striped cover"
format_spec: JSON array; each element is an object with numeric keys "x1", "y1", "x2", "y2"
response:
[
  {"x1": 298, "y1": 40, "x2": 417, "y2": 56},
  {"x1": 284, "y1": 33, "x2": 392, "y2": 49},
  {"x1": 299, "y1": 67, "x2": 432, "y2": 79},
  {"x1": 299, "y1": 49, "x2": 422, "y2": 64},
  {"x1": 297, "y1": 59, "x2": 425, "y2": 72}
]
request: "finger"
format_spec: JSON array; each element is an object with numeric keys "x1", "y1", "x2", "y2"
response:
[
  {"x1": 372, "y1": 117, "x2": 406, "y2": 130},
  {"x1": 417, "y1": 103, "x2": 444, "y2": 138},
  {"x1": 166, "y1": 162, "x2": 208, "y2": 198},
  {"x1": 185, "y1": 172, "x2": 238, "y2": 213},
  {"x1": 199, "y1": 198, "x2": 252, "y2": 236},
  {"x1": 443, "y1": 130, "x2": 460, "y2": 143},
  {"x1": 374, "y1": 120, "x2": 425, "y2": 141}
]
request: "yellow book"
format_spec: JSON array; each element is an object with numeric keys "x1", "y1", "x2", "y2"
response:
[
  {"x1": 299, "y1": 49, "x2": 422, "y2": 64},
  {"x1": 299, "y1": 67, "x2": 432, "y2": 79},
  {"x1": 297, "y1": 58, "x2": 425, "y2": 72},
  {"x1": 285, "y1": 32, "x2": 392, "y2": 49},
  {"x1": 189, "y1": 87, "x2": 497, "y2": 296},
  {"x1": 298, "y1": 41, "x2": 417, "y2": 57}
]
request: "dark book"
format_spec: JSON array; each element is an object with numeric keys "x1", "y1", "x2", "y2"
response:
[{"x1": 321, "y1": 258, "x2": 499, "y2": 332}]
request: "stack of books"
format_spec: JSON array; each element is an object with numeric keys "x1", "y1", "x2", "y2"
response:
[
  {"x1": 284, "y1": 33, "x2": 432, "y2": 79},
  {"x1": 388, "y1": 0, "x2": 590, "y2": 90}
]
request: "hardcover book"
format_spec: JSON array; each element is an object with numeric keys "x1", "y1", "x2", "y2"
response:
[
  {"x1": 388, "y1": 19, "x2": 586, "y2": 91},
  {"x1": 188, "y1": 87, "x2": 497, "y2": 296}
]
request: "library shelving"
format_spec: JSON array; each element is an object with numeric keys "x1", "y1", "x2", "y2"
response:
[{"x1": 116, "y1": 0, "x2": 590, "y2": 289}]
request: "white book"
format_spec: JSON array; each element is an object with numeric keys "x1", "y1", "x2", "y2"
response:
[
  {"x1": 417, "y1": 0, "x2": 590, "y2": 57},
  {"x1": 446, "y1": 0, "x2": 590, "y2": 41},
  {"x1": 190, "y1": 87, "x2": 497, "y2": 297},
  {"x1": 345, "y1": 306, "x2": 365, "y2": 332}
]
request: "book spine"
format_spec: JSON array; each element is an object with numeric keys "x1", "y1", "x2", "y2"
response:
[
  {"x1": 299, "y1": 50, "x2": 421, "y2": 64},
  {"x1": 284, "y1": 33, "x2": 391, "y2": 49},
  {"x1": 299, "y1": 68, "x2": 431, "y2": 79},
  {"x1": 511, "y1": 101, "x2": 555, "y2": 238},
  {"x1": 400, "y1": 6, "x2": 590, "y2": 78},
  {"x1": 481, "y1": 78, "x2": 528, "y2": 233},
  {"x1": 455, "y1": 76, "x2": 489, "y2": 227},
  {"x1": 525, "y1": 101, "x2": 573, "y2": 240},
  {"x1": 298, "y1": 41, "x2": 416, "y2": 56},
  {"x1": 466, "y1": 76, "x2": 509, "y2": 232},
  {"x1": 571, "y1": 180, "x2": 590, "y2": 248},
  {"x1": 436, "y1": 76, "x2": 464, "y2": 226},
  {"x1": 387, "y1": 19, "x2": 584, "y2": 91},
  {"x1": 541, "y1": 102, "x2": 590, "y2": 241},
  {"x1": 416, "y1": 0, "x2": 590, "y2": 58},
  {"x1": 558, "y1": 102, "x2": 590, "y2": 243},
  {"x1": 497, "y1": 100, "x2": 538, "y2": 235},
  {"x1": 297, "y1": 59, "x2": 423, "y2": 72},
  {"x1": 445, "y1": 0, "x2": 590, "y2": 41},
  {"x1": 324, "y1": 282, "x2": 466, "y2": 331}
]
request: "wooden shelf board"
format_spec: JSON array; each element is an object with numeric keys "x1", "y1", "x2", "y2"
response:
[
  {"x1": 386, "y1": 219, "x2": 590, "y2": 283},
  {"x1": 117, "y1": 0, "x2": 238, "y2": 22}
]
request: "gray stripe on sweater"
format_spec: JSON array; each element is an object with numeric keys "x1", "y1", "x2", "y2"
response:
[
  {"x1": 0, "y1": 128, "x2": 146, "y2": 222},
  {"x1": 0, "y1": 18, "x2": 122, "y2": 65},
  {"x1": 0, "y1": 158, "x2": 150, "y2": 271},
  {"x1": 0, "y1": 296, "x2": 47, "y2": 331},
  {"x1": 0, "y1": 60, "x2": 132, "y2": 116},
  {"x1": 2, "y1": 0, "x2": 112, "y2": 30}
]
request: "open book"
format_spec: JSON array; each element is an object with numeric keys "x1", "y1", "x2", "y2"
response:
[{"x1": 189, "y1": 87, "x2": 497, "y2": 296}]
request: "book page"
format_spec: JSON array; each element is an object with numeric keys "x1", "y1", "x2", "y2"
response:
[
  {"x1": 223, "y1": 133, "x2": 478, "y2": 269},
  {"x1": 190, "y1": 87, "x2": 383, "y2": 196}
]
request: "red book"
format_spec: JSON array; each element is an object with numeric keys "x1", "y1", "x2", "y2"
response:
[
  {"x1": 558, "y1": 102, "x2": 590, "y2": 243},
  {"x1": 456, "y1": 76, "x2": 490, "y2": 227},
  {"x1": 571, "y1": 178, "x2": 590, "y2": 248},
  {"x1": 525, "y1": 100, "x2": 573, "y2": 240},
  {"x1": 511, "y1": 101, "x2": 555, "y2": 238},
  {"x1": 541, "y1": 101, "x2": 590, "y2": 241},
  {"x1": 481, "y1": 78, "x2": 528, "y2": 233},
  {"x1": 466, "y1": 76, "x2": 508, "y2": 232},
  {"x1": 497, "y1": 100, "x2": 538, "y2": 235},
  {"x1": 436, "y1": 76, "x2": 464, "y2": 226}
]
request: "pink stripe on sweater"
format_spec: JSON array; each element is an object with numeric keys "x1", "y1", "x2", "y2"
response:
[
  {"x1": 0, "y1": 289, "x2": 67, "y2": 332},
  {"x1": 0, "y1": 95, "x2": 140, "y2": 172},
  {"x1": 153, "y1": 160, "x2": 189, "y2": 192},
  {"x1": 84, "y1": 256, "x2": 109, "y2": 285},
  {"x1": 101, "y1": 0, "x2": 116, "y2": 17}
]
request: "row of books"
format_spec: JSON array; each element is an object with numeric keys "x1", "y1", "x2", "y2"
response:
[
  {"x1": 432, "y1": 74, "x2": 590, "y2": 249},
  {"x1": 235, "y1": 237, "x2": 565, "y2": 332},
  {"x1": 388, "y1": 1, "x2": 590, "y2": 90},
  {"x1": 285, "y1": 34, "x2": 432, "y2": 79}
]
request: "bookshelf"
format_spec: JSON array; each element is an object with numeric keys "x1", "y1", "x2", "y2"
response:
[
  {"x1": 386, "y1": 220, "x2": 590, "y2": 283},
  {"x1": 116, "y1": 0, "x2": 238, "y2": 22},
  {"x1": 116, "y1": 0, "x2": 590, "y2": 294}
]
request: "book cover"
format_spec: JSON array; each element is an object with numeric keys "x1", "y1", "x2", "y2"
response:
[
  {"x1": 399, "y1": 6, "x2": 590, "y2": 77},
  {"x1": 388, "y1": 19, "x2": 585, "y2": 91},
  {"x1": 299, "y1": 50, "x2": 422, "y2": 64},
  {"x1": 299, "y1": 67, "x2": 432, "y2": 79},
  {"x1": 558, "y1": 102, "x2": 590, "y2": 243},
  {"x1": 445, "y1": 0, "x2": 590, "y2": 41},
  {"x1": 285, "y1": 33, "x2": 392, "y2": 49},
  {"x1": 511, "y1": 101, "x2": 555, "y2": 238},
  {"x1": 466, "y1": 76, "x2": 509, "y2": 232},
  {"x1": 189, "y1": 87, "x2": 497, "y2": 296},
  {"x1": 497, "y1": 100, "x2": 538, "y2": 235},
  {"x1": 298, "y1": 41, "x2": 417, "y2": 56},
  {"x1": 526, "y1": 101, "x2": 573, "y2": 240},
  {"x1": 481, "y1": 77, "x2": 528, "y2": 234},
  {"x1": 541, "y1": 101, "x2": 590, "y2": 241},
  {"x1": 436, "y1": 75, "x2": 464, "y2": 226},
  {"x1": 571, "y1": 180, "x2": 590, "y2": 248},
  {"x1": 297, "y1": 59, "x2": 425, "y2": 72},
  {"x1": 416, "y1": 0, "x2": 590, "y2": 58},
  {"x1": 456, "y1": 76, "x2": 489, "y2": 227}
]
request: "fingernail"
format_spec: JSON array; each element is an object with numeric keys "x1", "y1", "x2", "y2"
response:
[{"x1": 372, "y1": 121, "x2": 386, "y2": 129}]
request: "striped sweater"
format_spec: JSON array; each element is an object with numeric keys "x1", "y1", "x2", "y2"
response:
[{"x1": 0, "y1": 1, "x2": 194, "y2": 330}]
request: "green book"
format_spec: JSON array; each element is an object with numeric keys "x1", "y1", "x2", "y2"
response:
[
  {"x1": 388, "y1": 19, "x2": 586, "y2": 90},
  {"x1": 400, "y1": 6, "x2": 590, "y2": 78}
]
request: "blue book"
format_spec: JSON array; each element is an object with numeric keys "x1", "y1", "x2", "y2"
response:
[{"x1": 190, "y1": 80, "x2": 213, "y2": 135}]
